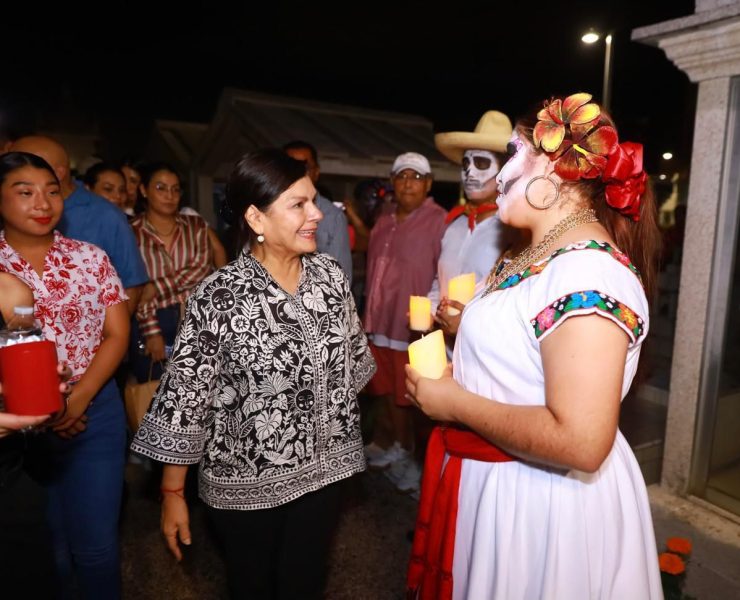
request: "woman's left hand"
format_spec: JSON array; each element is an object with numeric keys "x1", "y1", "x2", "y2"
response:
[
  {"x1": 145, "y1": 334, "x2": 167, "y2": 362},
  {"x1": 404, "y1": 363, "x2": 462, "y2": 422}
]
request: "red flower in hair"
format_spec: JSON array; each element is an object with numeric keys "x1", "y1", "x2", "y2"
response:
[
  {"x1": 534, "y1": 92, "x2": 648, "y2": 220},
  {"x1": 603, "y1": 142, "x2": 646, "y2": 221},
  {"x1": 533, "y1": 92, "x2": 618, "y2": 181},
  {"x1": 533, "y1": 93, "x2": 601, "y2": 152},
  {"x1": 552, "y1": 126, "x2": 618, "y2": 181}
]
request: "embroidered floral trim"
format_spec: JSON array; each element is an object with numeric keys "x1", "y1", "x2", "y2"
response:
[
  {"x1": 497, "y1": 240, "x2": 641, "y2": 291},
  {"x1": 531, "y1": 289, "x2": 645, "y2": 343}
]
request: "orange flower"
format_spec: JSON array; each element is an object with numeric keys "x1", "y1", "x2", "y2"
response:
[
  {"x1": 659, "y1": 552, "x2": 686, "y2": 575},
  {"x1": 666, "y1": 537, "x2": 692, "y2": 555},
  {"x1": 533, "y1": 93, "x2": 601, "y2": 152},
  {"x1": 620, "y1": 306, "x2": 638, "y2": 330},
  {"x1": 533, "y1": 92, "x2": 618, "y2": 181},
  {"x1": 551, "y1": 126, "x2": 618, "y2": 180}
]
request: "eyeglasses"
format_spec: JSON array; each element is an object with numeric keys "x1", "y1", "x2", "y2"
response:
[
  {"x1": 154, "y1": 183, "x2": 182, "y2": 196},
  {"x1": 462, "y1": 155, "x2": 493, "y2": 170},
  {"x1": 393, "y1": 172, "x2": 427, "y2": 182}
]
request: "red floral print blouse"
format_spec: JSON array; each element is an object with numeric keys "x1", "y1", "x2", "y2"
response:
[{"x1": 0, "y1": 231, "x2": 127, "y2": 381}]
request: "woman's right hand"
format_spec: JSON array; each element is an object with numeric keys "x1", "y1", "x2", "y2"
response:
[
  {"x1": 140, "y1": 282, "x2": 157, "y2": 305},
  {"x1": 145, "y1": 334, "x2": 167, "y2": 362},
  {"x1": 161, "y1": 494, "x2": 192, "y2": 561},
  {"x1": 0, "y1": 413, "x2": 50, "y2": 438},
  {"x1": 434, "y1": 297, "x2": 465, "y2": 336}
]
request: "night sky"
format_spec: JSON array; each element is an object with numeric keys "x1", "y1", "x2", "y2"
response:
[{"x1": 1, "y1": 1, "x2": 696, "y2": 174}]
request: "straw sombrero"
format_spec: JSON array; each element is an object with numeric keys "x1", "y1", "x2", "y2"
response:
[{"x1": 435, "y1": 110, "x2": 513, "y2": 164}]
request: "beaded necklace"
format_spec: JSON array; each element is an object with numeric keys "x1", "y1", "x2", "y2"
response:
[{"x1": 483, "y1": 208, "x2": 598, "y2": 296}]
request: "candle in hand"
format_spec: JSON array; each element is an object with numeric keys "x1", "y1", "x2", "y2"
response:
[
  {"x1": 408, "y1": 330, "x2": 447, "y2": 379},
  {"x1": 447, "y1": 272, "x2": 476, "y2": 316},
  {"x1": 409, "y1": 296, "x2": 432, "y2": 331}
]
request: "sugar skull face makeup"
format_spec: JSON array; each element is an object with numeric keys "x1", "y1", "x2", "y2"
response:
[{"x1": 461, "y1": 150, "x2": 500, "y2": 195}]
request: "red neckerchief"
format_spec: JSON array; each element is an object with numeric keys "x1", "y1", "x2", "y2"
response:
[
  {"x1": 445, "y1": 203, "x2": 498, "y2": 231},
  {"x1": 406, "y1": 426, "x2": 516, "y2": 600}
]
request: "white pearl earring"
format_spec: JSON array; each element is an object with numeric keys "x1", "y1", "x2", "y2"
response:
[{"x1": 257, "y1": 234, "x2": 265, "y2": 243}]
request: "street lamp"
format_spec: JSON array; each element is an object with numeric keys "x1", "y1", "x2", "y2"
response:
[{"x1": 581, "y1": 30, "x2": 614, "y2": 111}]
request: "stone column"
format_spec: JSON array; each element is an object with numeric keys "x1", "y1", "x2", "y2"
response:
[
  {"x1": 664, "y1": 78, "x2": 731, "y2": 493},
  {"x1": 633, "y1": 10, "x2": 740, "y2": 493}
]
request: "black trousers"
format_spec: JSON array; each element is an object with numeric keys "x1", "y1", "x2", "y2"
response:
[
  {"x1": 207, "y1": 481, "x2": 344, "y2": 600},
  {"x1": 0, "y1": 442, "x2": 55, "y2": 599}
]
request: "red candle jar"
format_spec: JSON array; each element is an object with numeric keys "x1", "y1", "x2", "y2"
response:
[{"x1": 0, "y1": 340, "x2": 62, "y2": 416}]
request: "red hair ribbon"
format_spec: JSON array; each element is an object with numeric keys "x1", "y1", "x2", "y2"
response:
[{"x1": 602, "y1": 142, "x2": 646, "y2": 222}]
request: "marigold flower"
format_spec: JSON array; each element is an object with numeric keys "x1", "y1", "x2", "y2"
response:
[
  {"x1": 659, "y1": 552, "x2": 686, "y2": 575},
  {"x1": 666, "y1": 537, "x2": 692, "y2": 555}
]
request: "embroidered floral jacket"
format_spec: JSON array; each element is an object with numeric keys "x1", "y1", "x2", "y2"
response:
[{"x1": 131, "y1": 251, "x2": 376, "y2": 510}]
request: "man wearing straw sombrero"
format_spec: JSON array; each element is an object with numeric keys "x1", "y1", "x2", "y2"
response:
[
  {"x1": 383, "y1": 113, "x2": 520, "y2": 498},
  {"x1": 429, "y1": 110, "x2": 519, "y2": 336}
]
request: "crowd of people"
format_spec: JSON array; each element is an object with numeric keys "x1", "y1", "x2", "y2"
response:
[{"x1": 0, "y1": 91, "x2": 664, "y2": 599}]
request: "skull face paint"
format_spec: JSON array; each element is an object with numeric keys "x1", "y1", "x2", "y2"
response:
[{"x1": 461, "y1": 150, "x2": 500, "y2": 196}]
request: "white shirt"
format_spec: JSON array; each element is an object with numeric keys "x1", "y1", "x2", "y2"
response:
[{"x1": 427, "y1": 213, "x2": 513, "y2": 313}]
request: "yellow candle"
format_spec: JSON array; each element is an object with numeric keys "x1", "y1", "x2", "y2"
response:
[
  {"x1": 409, "y1": 296, "x2": 432, "y2": 331},
  {"x1": 447, "y1": 272, "x2": 476, "y2": 316},
  {"x1": 408, "y1": 330, "x2": 447, "y2": 379}
]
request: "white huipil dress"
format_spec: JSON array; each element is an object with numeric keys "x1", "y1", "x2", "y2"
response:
[{"x1": 450, "y1": 242, "x2": 663, "y2": 600}]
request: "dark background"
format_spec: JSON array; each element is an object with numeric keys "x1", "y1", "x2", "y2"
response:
[{"x1": 0, "y1": 1, "x2": 696, "y2": 174}]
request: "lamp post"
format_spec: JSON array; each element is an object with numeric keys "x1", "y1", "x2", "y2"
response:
[{"x1": 582, "y1": 30, "x2": 614, "y2": 111}]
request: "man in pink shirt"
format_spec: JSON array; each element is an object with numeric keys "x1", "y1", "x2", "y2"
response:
[{"x1": 363, "y1": 152, "x2": 447, "y2": 493}]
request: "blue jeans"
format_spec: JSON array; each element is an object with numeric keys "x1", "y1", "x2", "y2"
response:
[{"x1": 46, "y1": 379, "x2": 126, "y2": 600}]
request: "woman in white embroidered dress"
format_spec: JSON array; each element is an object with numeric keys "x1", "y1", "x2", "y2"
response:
[
  {"x1": 132, "y1": 149, "x2": 375, "y2": 600},
  {"x1": 405, "y1": 94, "x2": 664, "y2": 599},
  {"x1": 0, "y1": 151, "x2": 129, "y2": 599}
]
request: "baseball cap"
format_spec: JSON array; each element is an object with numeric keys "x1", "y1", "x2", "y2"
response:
[{"x1": 391, "y1": 152, "x2": 432, "y2": 176}]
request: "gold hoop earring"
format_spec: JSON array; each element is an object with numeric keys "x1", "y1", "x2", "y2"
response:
[{"x1": 525, "y1": 175, "x2": 560, "y2": 210}]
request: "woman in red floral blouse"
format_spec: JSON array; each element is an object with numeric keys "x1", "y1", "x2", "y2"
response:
[{"x1": 0, "y1": 151, "x2": 130, "y2": 599}]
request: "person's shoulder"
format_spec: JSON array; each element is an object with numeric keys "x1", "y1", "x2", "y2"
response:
[
  {"x1": 180, "y1": 212, "x2": 209, "y2": 230},
  {"x1": 316, "y1": 194, "x2": 346, "y2": 220},
  {"x1": 372, "y1": 209, "x2": 394, "y2": 229},
  {"x1": 443, "y1": 214, "x2": 467, "y2": 234},
  {"x1": 536, "y1": 241, "x2": 646, "y2": 301},
  {"x1": 56, "y1": 233, "x2": 108, "y2": 261},
  {"x1": 309, "y1": 250, "x2": 340, "y2": 269},
  {"x1": 315, "y1": 194, "x2": 333, "y2": 210},
  {"x1": 74, "y1": 188, "x2": 128, "y2": 222},
  {"x1": 307, "y1": 252, "x2": 347, "y2": 285},
  {"x1": 425, "y1": 197, "x2": 448, "y2": 216},
  {"x1": 552, "y1": 241, "x2": 640, "y2": 277},
  {"x1": 189, "y1": 260, "x2": 240, "y2": 297}
]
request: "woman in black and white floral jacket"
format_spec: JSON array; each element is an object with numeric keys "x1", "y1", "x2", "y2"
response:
[{"x1": 132, "y1": 149, "x2": 376, "y2": 600}]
